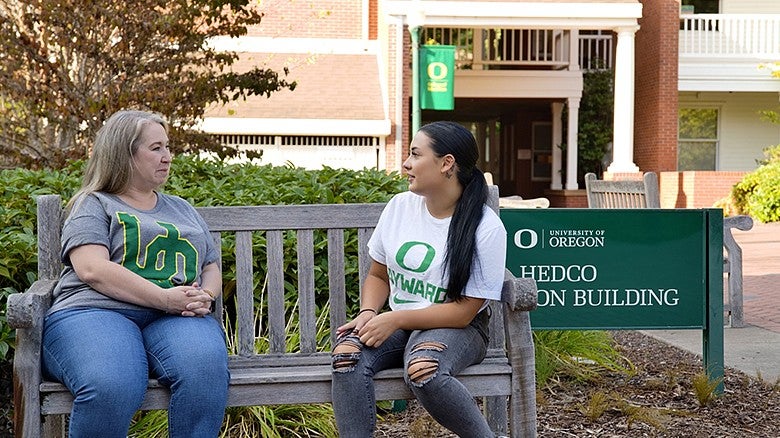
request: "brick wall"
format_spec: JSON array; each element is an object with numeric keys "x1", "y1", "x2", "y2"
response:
[
  {"x1": 545, "y1": 190, "x2": 588, "y2": 208},
  {"x1": 599, "y1": 171, "x2": 746, "y2": 209},
  {"x1": 659, "y1": 171, "x2": 747, "y2": 209},
  {"x1": 247, "y1": 0, "x2": 363, "y2": 39},
  {"x1": 380, "y1": 21, "x2": 410, "y2": 173},
  {"x1": 634, "y1": 0, "x2": 679, "y2": 171},
  {"x1": 369, "y1": 0, "x2": 378, "y2": 40}
]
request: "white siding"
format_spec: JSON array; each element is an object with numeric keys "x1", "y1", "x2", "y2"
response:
[
  {"x1": 679, "y1": 91, "x2": 780, "y2": 171},
  {"x1": 722, "y1": 0, "x2": 780, "y2": 14}
]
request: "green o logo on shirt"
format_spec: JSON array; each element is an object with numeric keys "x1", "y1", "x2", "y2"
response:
[{"x1": 395, "y1": 241, "x2": 435, "y2": 273}]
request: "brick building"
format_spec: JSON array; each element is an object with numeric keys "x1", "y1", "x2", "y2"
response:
[{"x1": 202, "y1": 0, "x2": 780, "y2": 208}]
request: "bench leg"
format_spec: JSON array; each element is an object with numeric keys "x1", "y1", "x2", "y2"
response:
[
  {"x1": 42, "y1": 414, "x2": 66, "y2": 438},
  {"x1": 505, "y1": 312, "x2": 538, "y2": 438},
  {"x1": 727, "y1": 258, "x2": 745, "y2": 328},
  {"x1": 485, "y1": 395, "x2": 508, "y2": 435}
]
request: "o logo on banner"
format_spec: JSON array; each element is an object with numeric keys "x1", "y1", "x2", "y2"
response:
[
  {"x1": 513, "y1": 229, "x2": 538, "y2": 249},
  {"x1": 427, "y1": 62, "x2": 448, "y2": 80},
  {"x1": 395, "y1": 241, "x2": 436, "y2": 273}
]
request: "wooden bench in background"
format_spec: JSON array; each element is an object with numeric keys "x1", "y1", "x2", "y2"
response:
[
  {"x1": 8, "y1": 188, "x2": 539, "y2": 438},
  {"x1": 584, "y1": 172, "x2": 754, "y2": 327}
]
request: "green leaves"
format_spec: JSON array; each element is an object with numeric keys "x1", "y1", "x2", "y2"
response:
[
  {"x1": 0, "y1": 157, "x2": 406, "y2": 362},
  {"x1": 731, "y1": 144, "x2": 780, "y2": 223},
  {"x1": 0, "y1": 0, "x2": 293, "y2": 168}
]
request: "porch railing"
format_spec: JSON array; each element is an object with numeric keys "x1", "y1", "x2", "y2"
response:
[
  {"x1": 679, "y1": 14, "x2": 780, "y2": 58},
  {"x1": 423, "y1": 27, "x2": 613, "y2": 71}
]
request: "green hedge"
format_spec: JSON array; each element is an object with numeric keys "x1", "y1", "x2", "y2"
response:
[
  {"x1": 732, "y1": 145, "x2": 780, "y2": 223},
  {"x1": 0, "y1": 156, "x2": 407, "y2": 361}
]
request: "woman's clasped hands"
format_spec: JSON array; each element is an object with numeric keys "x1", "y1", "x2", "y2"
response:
[{"x1": 166, "y1": 282, "x2": 215, "y2": 317}]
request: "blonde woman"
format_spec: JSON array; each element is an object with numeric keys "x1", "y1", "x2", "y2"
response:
[{"x1": 42, "y1": 110, "x2": 228, "y2": 437}]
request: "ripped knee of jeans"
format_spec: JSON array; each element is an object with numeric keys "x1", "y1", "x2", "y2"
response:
[
  {"x1": 331, "y1": 336, "x2": 362, "y2": 373},
  {"x1": 406, "y1": 341, "x2": 446, "y2": 386}
]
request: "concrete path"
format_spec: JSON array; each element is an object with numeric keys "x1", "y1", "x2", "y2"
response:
[{"x1": 643, "y1": 220, "x2": 780, "y2": 383}]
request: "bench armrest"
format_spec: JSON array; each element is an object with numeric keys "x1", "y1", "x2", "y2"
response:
[
  {"x1": 501, "y1": 270, "x2": 538, "y2": 312},
  {"x1": 724, "y1": 215, "x2": 753, "y2": 233},
  {"x1": 7, "y1": 279, "x2": 56, "y2": 329}
]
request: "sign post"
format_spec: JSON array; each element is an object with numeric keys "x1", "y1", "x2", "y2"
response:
[{"x1": 500, "y1": 208, "x2": 724, "y2": 392}]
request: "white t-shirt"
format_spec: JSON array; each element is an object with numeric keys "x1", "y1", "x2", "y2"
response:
[{"x1": 368, "y1": 191, "x2": 507, "y2": 311}]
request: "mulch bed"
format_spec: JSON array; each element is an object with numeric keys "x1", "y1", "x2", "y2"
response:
[{"x1": 376, "y1": 331, "x2": 780, "y2": 437}]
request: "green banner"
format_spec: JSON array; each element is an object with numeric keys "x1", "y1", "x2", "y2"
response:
[
  {"x1": 420, "y1": 45, "x2": 455, "y2": 110},
  {"x1": 500, "y1": 209, "x2": 715, "y2": 330}
]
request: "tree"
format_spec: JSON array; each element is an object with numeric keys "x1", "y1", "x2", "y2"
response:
[{"x1": 0, "y1": 0, "x2": 296, "y2": 169}]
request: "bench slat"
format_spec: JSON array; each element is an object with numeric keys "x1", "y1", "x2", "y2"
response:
[
  {"x1": 196, "y1": 204, "x2": 386, "y2": 231},
  {"x1": 327, "y1": 229, "x2": 347, "y2": 347},
  {"x1": 357, "y1": 228, "x2": 373, "y2": 298},
  {"x1": 267, "y1": 230, "x2": 286, "y2": 353},
  {"x1": 39, "y1": 359, "x2": 513, "y2": 414},
  {"x1": 297, "y1": 229, "x2": 317, "y2": 354},
  {"x1": 210, "y1": 231, "x2": 225, "y2": 322},
  {"x1": 235, "y1": 231, "x2": 255, "y2": 357}
]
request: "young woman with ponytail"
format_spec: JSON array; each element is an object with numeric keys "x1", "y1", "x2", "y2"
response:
[{"x1": 331, "y1": 121, "x2": 508, "y2": 437}]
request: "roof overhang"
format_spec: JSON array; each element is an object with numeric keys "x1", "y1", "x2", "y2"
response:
[
  {"x1": 383, "y1": 0, "x2": 642, "y2": 29},
  {"x1": 201, "y1": 45, "x2": 390, "y2": 137},
  {"x1": 200, "y1": 118, "x2": 391, "y2": 137}
]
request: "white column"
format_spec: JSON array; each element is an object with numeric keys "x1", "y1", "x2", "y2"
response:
[
  {"x1": 607, "y1": 26, "x2": 640, "y2": 173},
  {"x1": 566, "y1": 97, "x2": 580, "y2": 190},
  {"x1": 551, "y1": 102, "x2": 563, "y2": 190},
  {"x1": 568, "y1": 29, "x2": 580, "y2": 71}
]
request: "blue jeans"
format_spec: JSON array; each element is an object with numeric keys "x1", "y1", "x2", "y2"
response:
[
  {"x1": 42, "y1": 307, "x2": 229, "y2": 438},
  {"x1": 331, "y1": 310, "x2": 493, "y2": 437}
]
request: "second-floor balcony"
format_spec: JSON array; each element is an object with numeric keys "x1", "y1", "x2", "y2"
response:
[
  {"x1": 678, "y1": 14, "x2": 780, "y2": 92},
  {"x1": 423, "y1": 27, "x2": 613, "y2": 72},
  {"x1": 680, "y1": 14, "x2": 780, "y2": 59}
]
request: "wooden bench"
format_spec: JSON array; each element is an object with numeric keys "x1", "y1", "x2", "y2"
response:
[
  {"x1": 584, "y1": 172, "x2": 754, "y2": 327},
  {"x1": 8, "y1": 188, "x2": 539, "y2": 438}
]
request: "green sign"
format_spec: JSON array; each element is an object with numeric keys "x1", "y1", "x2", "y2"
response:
[
  {"x1": 501, "y1": 209, "x2": 714, "y2": 330},
  {"x1": 420, "y1": 45, "x2": 455, "y2": 110},
  {"x1": 501, "y1": 208, "x2": 724, "y2": 392}
]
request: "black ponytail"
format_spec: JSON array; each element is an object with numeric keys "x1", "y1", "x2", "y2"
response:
[{"x1": 417, "y1": 121, "x2": 487, "y2": 301}]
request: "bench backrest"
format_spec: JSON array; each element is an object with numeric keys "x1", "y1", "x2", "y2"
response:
[
  {"x1": 35, "y1": 187, "x2": 506, "y2": 360},
  {"x1": 584, "y1": 172, "x2": 660, "y2": 208}
]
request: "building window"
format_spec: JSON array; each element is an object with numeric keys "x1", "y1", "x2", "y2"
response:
[
  {"x1": 678, "y1": 108, "x2": 718, "y2": 171},
  {"x1": 532, "y1": 122, "x2": 552, "y2": 180},
  {"x1": 681, "y1": 0, "x2": 720, "y2": 14}
]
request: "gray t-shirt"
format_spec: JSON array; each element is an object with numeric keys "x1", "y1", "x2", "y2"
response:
[{"x1": 48, "y1": 192, "x2": 219, "y2": 315}]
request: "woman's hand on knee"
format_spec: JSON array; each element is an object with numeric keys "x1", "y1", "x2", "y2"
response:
[{"x1": 356, "y1": 313, "x2": 398, "y2": 347}]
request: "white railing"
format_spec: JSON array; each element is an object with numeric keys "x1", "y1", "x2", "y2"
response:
[
  {"x1": 424, "y1": 27, "x2": 571, "y2": 69},
  {"x1": 680, "y1": 14, "x2": 780, "y2": 58},
  {"x1": 579, "y1": 30, "x2": 613, "y2": 71},
  {"x1": 422, "y1": 27, "x2": 614, "y2": 71}
]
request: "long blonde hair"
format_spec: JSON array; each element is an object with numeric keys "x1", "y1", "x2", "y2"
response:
[{"x1": 67, "y1": 110, "x2": 168, "y2": 213}]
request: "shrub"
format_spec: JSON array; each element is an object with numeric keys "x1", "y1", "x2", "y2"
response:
[
  {"x1": 732, "y1": 144, "x2": 780, "y2": 223},
  {"x1": 0, "y1": 156, "x2": 406, "y2": 361}
]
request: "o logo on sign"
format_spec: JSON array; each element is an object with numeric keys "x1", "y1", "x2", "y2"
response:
[
  {"x1": 427, "y1": 62, "x2": 448, "y2": 80},
  {"x1": 395, "y1": 241, "x2": 436, "y2": 273},
  {"x1": 513, "y1": 229, "x2": 538, "y2": 249}
]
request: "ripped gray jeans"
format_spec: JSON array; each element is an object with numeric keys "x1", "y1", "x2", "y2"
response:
[{"x1": 331, "y1": 309, "x2": 493, "y2": 437}]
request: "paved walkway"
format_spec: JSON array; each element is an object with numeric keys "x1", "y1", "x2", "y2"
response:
[{"x1": 644, "y1": 220, "x2": 780, "y2": 382}]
